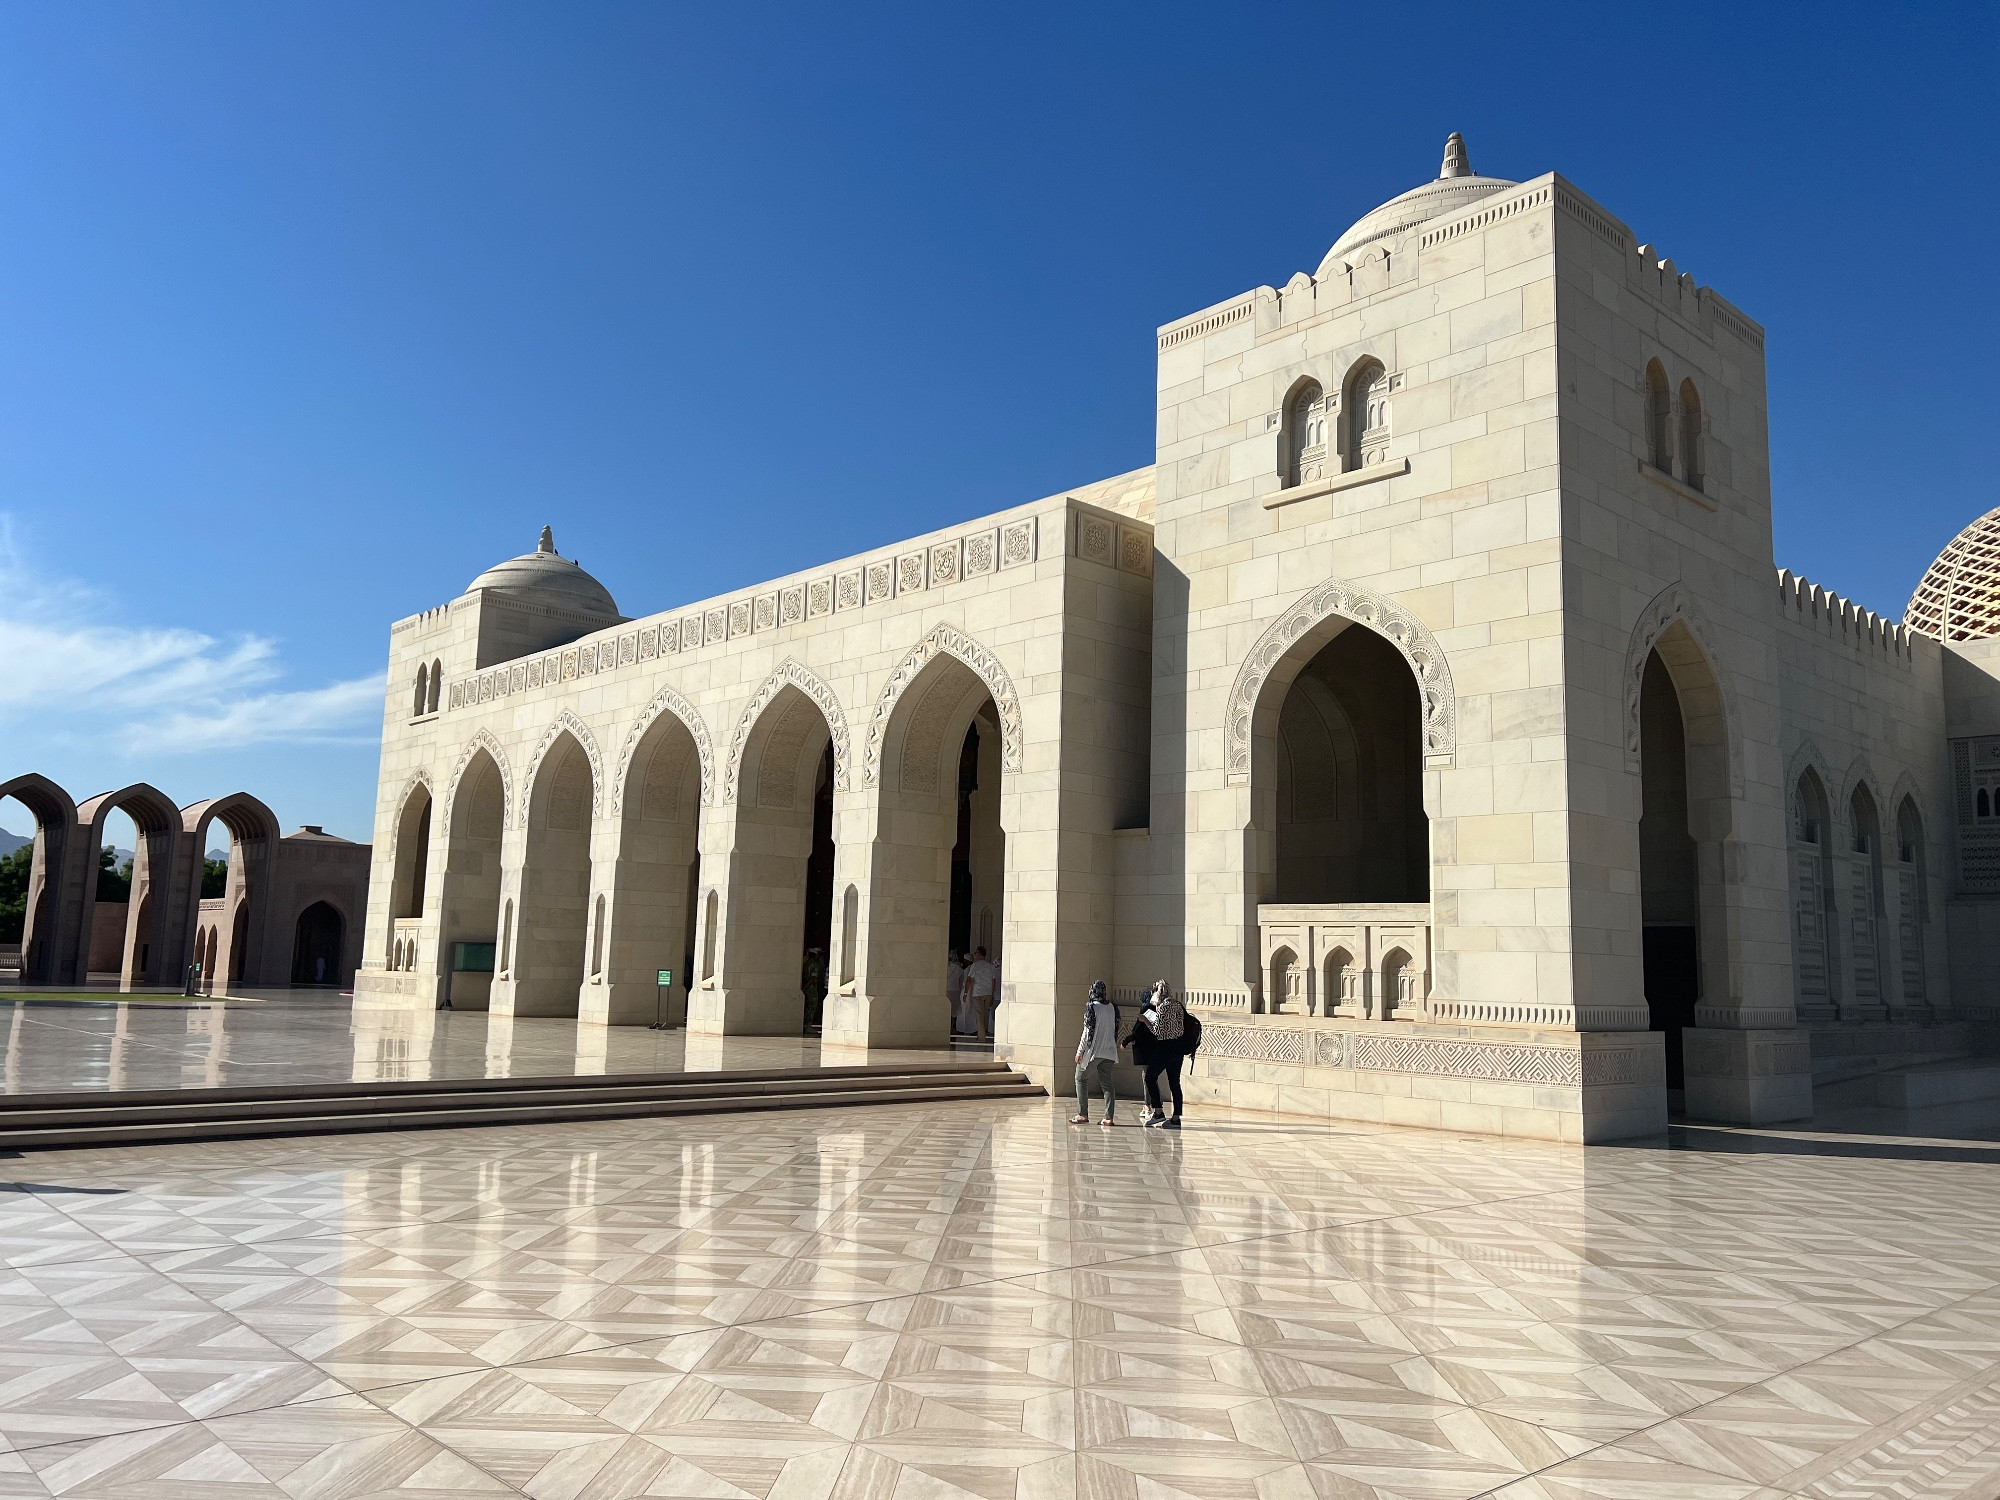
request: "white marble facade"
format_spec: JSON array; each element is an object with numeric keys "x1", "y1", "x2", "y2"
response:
[{"x1": 357, "y1": 135, "x2": 2000, "y2": 1142}]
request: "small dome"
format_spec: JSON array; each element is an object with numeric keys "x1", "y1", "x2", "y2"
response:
[
  {"x1": 1906, "y1": 505, "x2": 2000, "y2": 642},
  {"x1": 1316, "y1": 133, "x2": 1517, "y2": 277},
  {"x1": 467, "y1": 527, "x2": 620, "y2": 618}
]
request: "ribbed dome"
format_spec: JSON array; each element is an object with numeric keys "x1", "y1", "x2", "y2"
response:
[
  {"x1": 1316, "y1": 133, "x2": 1517, "y2": 277},
  {"x1": 467, "y1": 527, "x2": 620, "y2": 618},
  {"x1": 1906, "y1": 506, "x2": 2000, "y2": 642}
]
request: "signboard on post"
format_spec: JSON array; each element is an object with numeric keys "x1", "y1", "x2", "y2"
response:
[
  {"x1": 652, "y1": 970, "x2": 674, "y2": 1029},
  {"x1": 657, "y1": 970, "x2": 673, "y2": 987}
]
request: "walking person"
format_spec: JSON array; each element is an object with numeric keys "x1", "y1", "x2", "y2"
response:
[
  {"x1": 947, "y1": 951, "x2": 968, "y2": 1036},
  {"x1": 1141, "y1": 979, "x2": 1188, "y2": 1129},
  {"x1": 1069, "y1": 980, "x2": 1119, "y2": 1127},
  {"x1": 961, "y1": 945, "x2": 998, "y2": 1041}
]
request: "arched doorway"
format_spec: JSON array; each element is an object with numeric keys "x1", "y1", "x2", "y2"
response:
[
  {"x1": 0, "y1": 776, "x2": 78, "y2": 985},
  {"x1": 512, "y1": 733, "x2": 593, "y2": 1016},
  {"x1": 870, "y1": 654, "x2": 1007, "y2": 1047},
  {"x1": 75, "y1": 784, "x2": 183, "y2": 990},
  {"x1": 1634, "y1": 621, "x2": 1734, "y2": 1082},
  {"x1": 1637, "y1": 650, "x2": 1700, "y2": 1088},
  {"x1": 605, "y1": 708, "x2": 703, "y2": 1024},
  {"x1": 1847, "y1": 782, "x2": 1884, "y2": 1015},
  {"x1": 291, "y1": 902, "x2": 344, "y2": 986},
  {"x1": 438, "y1": 749, "x2": 507, "y2": 1011},
  {"x1": 714, "y1": 683, "x2": 840, "y2": 1035},
  {"x1": 1252, "y1": 619, "x2": 1431, "y2": 1019},
  {"x1": 183, "y1": 794, "x2": 280, "y2": 995},
  {"x1": 1269, "y1": 624, "x2": 1428, "y2": 905}
]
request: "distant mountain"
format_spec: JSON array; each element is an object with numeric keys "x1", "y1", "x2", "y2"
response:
[
  {"x1": 208, "y1": 848, "x2": 228, "y2": 862},
  {"x1": 0, "y1": 828, "x2": 29, "y2": 858}
]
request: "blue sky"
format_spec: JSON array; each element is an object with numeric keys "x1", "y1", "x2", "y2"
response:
[{"x1": 0, "y1": 1, "x2": 1994, "y2": 843}]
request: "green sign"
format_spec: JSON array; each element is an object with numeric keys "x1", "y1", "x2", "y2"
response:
[{"x1": 657, "y1": 969, "x2": 673, "y2": 987}]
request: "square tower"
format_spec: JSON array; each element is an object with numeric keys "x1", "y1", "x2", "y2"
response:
[{"x1": 1138, "y1": 134, "x2": 1797, "y2": 1136}]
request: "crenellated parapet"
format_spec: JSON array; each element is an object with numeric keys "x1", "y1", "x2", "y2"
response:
[{"x1": 1777, "y1": 568, "x2": 1925, "y2": 662}]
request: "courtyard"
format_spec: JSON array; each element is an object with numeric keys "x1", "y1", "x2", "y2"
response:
[{"x1": 0, "y1": 1000, "x2": 1991, "y2": 1498}]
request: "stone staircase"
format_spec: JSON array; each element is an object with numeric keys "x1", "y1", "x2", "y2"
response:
[{"x1": 0, "y1": 1061, "x2": 1043, "y2": 1153}]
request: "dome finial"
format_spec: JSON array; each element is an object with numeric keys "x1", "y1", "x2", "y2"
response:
[
  {"x1": 1440, "y1": 132, "x2": 1473, "y2": 179},
  {"x1": 538, "y1": 525, "x2": 555, "y2": 555}
]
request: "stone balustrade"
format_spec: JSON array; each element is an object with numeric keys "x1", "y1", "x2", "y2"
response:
[{"x1": 1255, "y1": 903, "x2": 1431, "y2": 1020}]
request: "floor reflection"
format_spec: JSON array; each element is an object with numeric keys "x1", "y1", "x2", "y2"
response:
[{"x1": 0, "y1": 990, "x2": 991, "y2": 1095}]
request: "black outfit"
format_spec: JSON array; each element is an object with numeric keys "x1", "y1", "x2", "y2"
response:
[{"x1": 1143, "y1": 1036, "x2": 1185, "y2": 1115}]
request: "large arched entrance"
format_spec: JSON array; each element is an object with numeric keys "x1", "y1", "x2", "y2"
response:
[
  {"x1": 183, "y1": 793, "x2": 280, "y2": 995},
  {"x1": 512, "y1": 732, "x2": 594, "y2": 1016},
  {"x1": 291, "y1": 901, "x2": 345, "y2": 986},
  {"x1": 1248, "y1": 617, "x2": 1432, "y2": 1019},
  {"x1": 1635, "y1": 621, "x2": 1733, "y2": 1083},
  {"x1": 603, "y1": 708, "x2": 704, "y2": 1024},
  {"x1": 1270, "y1": 625, "x2": 1428, "y2": 906},
  {"x1": 75, "y1": 784, "x2": 184, "y2": 990},
  {"x1": 712, "y1": 683, "x2": 839, "y2": 1035},
  {"x1": 438, "y1": 749, "x2": 507, "y2": 1010},
  {"x1": 869, "y1": 653, "x2": 1007, "y2": 1047},
  {"x1": 0, "y1": 775, "x2": 78, "y2": 985}
]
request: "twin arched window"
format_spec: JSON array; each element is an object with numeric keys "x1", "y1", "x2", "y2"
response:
[
  {"x1": 412, "y1": 658, "x2": 443, "y2": 717},
  {"x1": 1645, "y1": 360, "x2": 1705, "y2": 492},
  {"x1": 1282, "y1": 360, "x2": 1392, "y2": 486}
]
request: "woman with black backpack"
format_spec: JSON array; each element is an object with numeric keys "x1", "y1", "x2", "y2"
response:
[{"x1": 1138, "y1": 980, "x2": 1190, "y2": 1130}]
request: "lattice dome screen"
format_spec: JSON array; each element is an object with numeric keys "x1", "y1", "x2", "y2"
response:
[{"x1": 1906, "y1": 505, "x2": 2000, "y2": 642}]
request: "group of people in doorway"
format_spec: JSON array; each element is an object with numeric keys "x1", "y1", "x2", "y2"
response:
[
  {"x1": 948, "y1": 946, "x2": 999, "y2": 1040},
  {"x1": 1071, "y1": 978, "x2": 1199, "y2": 1129}
]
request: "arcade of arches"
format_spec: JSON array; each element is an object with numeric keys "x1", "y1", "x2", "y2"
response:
[
  {"x1": 375, "y1": 652, "x2": 1011, "y2": 1058},
  {"x1": 0, "y1": 774, "x2": 369, "y2": 991}
]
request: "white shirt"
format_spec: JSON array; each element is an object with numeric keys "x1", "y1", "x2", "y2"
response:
[
  {"x1": 965, "y1": 959, "x2": 997, "y2": 998},
  {"x1": 946, "y1": 960, "x2": 965, "y2": 997}
]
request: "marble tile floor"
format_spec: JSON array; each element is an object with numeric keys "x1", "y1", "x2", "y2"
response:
[
  {"x1": 0, "y1": 994, "x2": 991, "y2": 1097},
  {"x1": 0, "y1": 1095, "x2": 1990, "y2": 1497}
]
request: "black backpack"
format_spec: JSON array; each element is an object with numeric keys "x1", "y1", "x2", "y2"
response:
[{"x1": 1182, "y1": 1011, "x2": 1203, "y2": 1057}]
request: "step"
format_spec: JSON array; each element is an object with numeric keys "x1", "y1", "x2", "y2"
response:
[
  {"x1": 1874, "y1": 1059, "x2": 2000, "y2": 1109},
  {"x1": 0, "y1": 1064, "x2": 1044, "y2": 1153},
  {"x1": 0, "y1": 1066, "x2": 1024, "y2": 1130}
]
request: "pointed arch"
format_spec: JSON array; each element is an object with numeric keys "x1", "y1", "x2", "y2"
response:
[
  {"x1": 614, "y1": 684, "x2": 714, "y2": 812},
  {"x1": 1784, "y1": 737, "x2": 1835, "y2": 805},
  {"x1": 1836, "y1": 754, "x2": 1887, "y2": 830},
  {"x1": 521, "y1": 711, "x2": 603, "y2": 825},
  {"x1": 1225, "y1": 578, "x2": 1454, "y2": 782},
  {"x1": 862, "y1": 625, "x2": 1024, "y2": 786},
  {"x1": 445, "y1": 730, "x2": 514, "y2": 832},
  {"x1": 1622, "y1": 583, "x2": 1743, "y2": 799},
  {"x1": 725, "y1": 658, "x2": 850, "y2": 803},
  {"x1": 182, "y1": 791, "x2": 280, "y2": 846}
]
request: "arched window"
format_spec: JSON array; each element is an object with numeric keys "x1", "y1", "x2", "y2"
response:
[
  {"x1": 428, "y1": 659, "x2": 443, "y2": 715},
  {"x1": 590, "y1": 893, "x2": 606, "y2": 977},
  {"x1": 413, "y1": 664, "x2": 429, "y2": 718},
  {"x1": 1267, "y1": 946, "x2": 1297, "y2": 1014},
  {"x1": 1645, "y1": 360, "x2": 1672, "y2": 470},
  {"x1": 701, "y1": 889, "x2": 719, "y2": 979},
  {"x1": 499, "y1": 899, "x2": 514, "y2": 975},
  {"x1": 1897, "y1": 796, "x2": 1929, "y2": 921},
  {"x1": 1980, "y1": 788, "x2": 1992, "y2": 819},
  {"x1": 1678, "y1": 379, "x2": 1703, "y2": 490},
  {"x1": 1284, "y1": 380, "x2": 1327, "y2": 487},
  {"x1": 1342, "y1": 359, "x2": 1388, "y2": 471},
  {"x1": 839, "y1": 884, "x2": 858, "y2": 985}
]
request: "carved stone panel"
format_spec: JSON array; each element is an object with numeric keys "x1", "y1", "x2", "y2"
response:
[
  {"x1": 965, "y1": 530, "x2": 998, "y2": 577},
  {"x1": 1000, "y1": 519, "x2": 1036, "y2": 568}
]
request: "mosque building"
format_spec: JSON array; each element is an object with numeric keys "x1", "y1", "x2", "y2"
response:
[{"x1": 355, "y1": 134, "x2": 2000, "y2": 1141}]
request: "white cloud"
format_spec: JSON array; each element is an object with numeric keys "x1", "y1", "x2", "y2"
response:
[{"x1": 0, "y1": 517, "x2": 383, "y2": 754}]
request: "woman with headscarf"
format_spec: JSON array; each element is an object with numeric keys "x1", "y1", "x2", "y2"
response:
[
  {"x1": 1140, "y1": 979, "x2": 1188, "y2": 1129},
  {"x1": 1069, "y1": 980, "x2": 1120, "y2": 1127}
]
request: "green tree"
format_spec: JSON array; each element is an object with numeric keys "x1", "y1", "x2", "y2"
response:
[
  {"x1": 201, "y1": 859, "x2": 229, "y2": 899},
  {"x1": 96, "y1": 847, "x2": 132, "y2": 903},
  {"x1": 0, "y1": 844, "x2": 31, "y2": 944}
]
